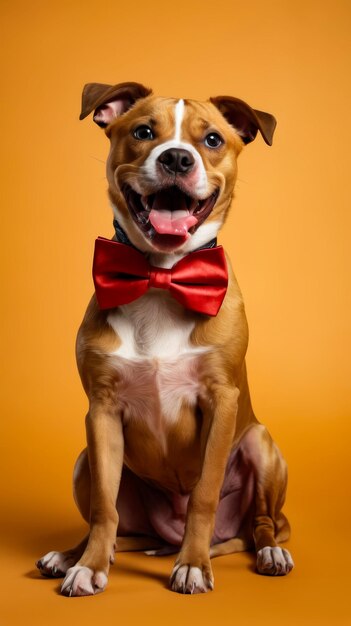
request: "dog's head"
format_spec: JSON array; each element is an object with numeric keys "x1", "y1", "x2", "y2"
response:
[{"x1": 80, "y1": 82, "x2": 276, "y2": 253}]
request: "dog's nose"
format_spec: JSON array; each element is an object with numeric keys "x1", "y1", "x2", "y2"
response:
[{"x1": 157, "y1": 148, "x2": 195, "y2": 174}]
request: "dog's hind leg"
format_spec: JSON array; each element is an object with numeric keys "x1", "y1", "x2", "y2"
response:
[
  {"x1": 37, "y1": 447, "x2": 114, "y2": 580},
  {"x1": 37, "y1": 446, "x2": 176, "y2": 580},
  {"x1": 36, "y1": 449, "x2": 93, "y2": 578},
  {"x1": 209, "y1": 424, "x2": 293, "y2": 575},
  {"x1": 36, "y1": 536, "x2": 89, "y2": 578},
  {"x1": 240, "y1": 424, "x2": 294, "y2": 576},
  {"x1": 72, "y1": 448, "x2": 179, "y2": 557}
]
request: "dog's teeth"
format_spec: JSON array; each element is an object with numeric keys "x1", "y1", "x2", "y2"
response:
[
  {"x1": 190, "y1": 199, "x2": 200, "y2": 213},
  {"x1": 137, "y1": 211, "x2": 149, "y2": 225},
  {"x1": 141, "y1": 196, "x2": 149, "y2": 210}
]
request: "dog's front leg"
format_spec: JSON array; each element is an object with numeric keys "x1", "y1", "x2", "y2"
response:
[
  {"x1": 171, "y1": 384, "x2": 239, "y2": 594},
  {"x1": 61, "y1": 403, "x2": 123, "y2": 597}
]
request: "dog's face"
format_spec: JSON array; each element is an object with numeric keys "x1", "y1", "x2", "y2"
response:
[
  {"x1": 80, "y1": 82, "x2": 276, "y2": 253},
  {"x1": 106, "y1": 96, "x2": 241, "y2": 253}
]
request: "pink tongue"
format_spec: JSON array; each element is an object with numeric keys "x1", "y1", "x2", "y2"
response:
[{"x1": 149, "y1": 209, "x2": 197, "y2": 236}]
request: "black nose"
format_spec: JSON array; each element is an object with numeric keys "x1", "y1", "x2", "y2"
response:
[{"x1": 158, "y1": 148, "x2": 195, "y2": 174}]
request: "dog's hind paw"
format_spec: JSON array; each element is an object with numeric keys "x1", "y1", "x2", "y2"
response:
[
  {"x1": 256, "y1": 547, "x2": 294, "y2": 576},
  {"x1": 36, "y1": 551, "x2": 76, "y2": 578},
  {"x1": 61, "y1": 565, "x2": 108, "y2": 597},
  {"x1": 170, "y1": 563, "x2": 214, "y2": 594}
]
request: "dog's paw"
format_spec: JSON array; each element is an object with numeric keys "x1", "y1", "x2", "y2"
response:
[
  {"x1": 61, "y1": 565, "x2": 108, "y2": 597},
  {"x1": 36, "y1": 551, "x2": 76, "y2": 578},
  {"x1": 170, "y1": 563, "x2": 214, "y2": 594},
  {"x1": 256, "y1": 547, "x2": 294, "y2": 576}
]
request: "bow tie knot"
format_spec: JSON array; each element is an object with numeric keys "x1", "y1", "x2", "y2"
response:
[
  {"x1": 92, "y1": 237, "x2": 228, "y2": 316},
  {"x1": 149, "y1": 266, "x2": 172, "y2": 290}
]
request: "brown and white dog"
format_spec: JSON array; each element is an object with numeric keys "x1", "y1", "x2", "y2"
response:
[{"x1": 36, "y1": 82, "x2": 294, "y2": 596}]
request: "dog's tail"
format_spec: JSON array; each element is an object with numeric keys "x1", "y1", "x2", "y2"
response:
[
  {"x1": 116, "y1": 535, "x2": 251, "y2": 557},
  {"x1": 210, "y1": 537, "x2": 251, "y2": 558},
  {"x1": 116, "y1": 536, "x2": 166, "y2": 553}
]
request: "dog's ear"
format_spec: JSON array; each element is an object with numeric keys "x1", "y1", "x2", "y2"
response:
[
  {"x1": 210, "y1": 96, "x2": 276, "y2": 146},
  {"x1": 80, "y1": 82, "x2": 153, "y2": 128}
]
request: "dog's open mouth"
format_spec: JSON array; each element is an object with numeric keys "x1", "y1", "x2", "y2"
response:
[{"x1": 122, "y1": 184, "x2": 219, "y2": 250}]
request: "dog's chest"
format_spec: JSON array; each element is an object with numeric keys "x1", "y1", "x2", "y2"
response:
[{"x1": 107, "y1": 293, "x2": 207, "y2": 426}]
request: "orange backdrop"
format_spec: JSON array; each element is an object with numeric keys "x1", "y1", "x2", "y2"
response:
[{"x1": 1, "y1": 0, "x2": 350, "y2": 624}]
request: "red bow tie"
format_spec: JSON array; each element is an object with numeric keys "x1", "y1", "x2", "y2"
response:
[{"x1": 92, "y1": 237, "x2": 228, "y2": 316}]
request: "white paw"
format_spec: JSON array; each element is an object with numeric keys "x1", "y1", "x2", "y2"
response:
[
  {"x1": 36, "y1": 551, "x2": 76, "y2": 577},
  {"x1": 257, "y1": 546, "x2": 294, "y2": 576},
  {"x1": 170, "y1": 564, "x2": 214, "y2": 594},
  {"x1": 61, "y1": 565, "x2": 108, "y2": 597}
]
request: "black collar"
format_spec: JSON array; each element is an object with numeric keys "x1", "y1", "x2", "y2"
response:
[{"x1": 113, "y1": 219, "x2": 217, "y2": 252}]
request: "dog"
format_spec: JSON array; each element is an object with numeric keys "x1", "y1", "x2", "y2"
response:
[{"x1": 36, "y1": 82, "x2": 294, "y2": 596}]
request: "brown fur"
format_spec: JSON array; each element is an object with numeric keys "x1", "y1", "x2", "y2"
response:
[{"x1": 36, "y1": 84, "x2": 292, "y2": 595}]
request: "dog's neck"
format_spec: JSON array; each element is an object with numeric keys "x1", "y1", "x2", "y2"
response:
[{"x1": 113, "y1": 219, "x2": 218, "y2": 269}]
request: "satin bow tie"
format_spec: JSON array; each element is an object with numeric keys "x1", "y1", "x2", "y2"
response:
[{"x1": 92, "y1": 237, "x2": 228, "y2": 316}]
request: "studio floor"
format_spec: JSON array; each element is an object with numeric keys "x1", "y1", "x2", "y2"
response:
[{"x1": 1, "y1": 417, "x2": 349, "y2": 626}]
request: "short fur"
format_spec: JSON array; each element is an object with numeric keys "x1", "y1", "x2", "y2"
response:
[{"x1": 36, "y1": 83, "x2": 293, "y2": 596}]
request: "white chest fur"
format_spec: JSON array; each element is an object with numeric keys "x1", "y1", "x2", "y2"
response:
[{"x1": 107, "y1": 291, "x2": 208, "y2": 427}]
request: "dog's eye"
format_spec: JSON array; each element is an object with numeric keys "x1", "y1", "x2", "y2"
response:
[
  {"x1": 133, "y1": 125, "x2": 154, "y2": 141},
  {"x1": 204, "y1": 132, "x2": 223, "y2": 148}
]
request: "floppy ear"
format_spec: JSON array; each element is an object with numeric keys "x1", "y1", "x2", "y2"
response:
[
  {"x1": 80, "y1": 81, "x2": 153, "y2": 128},
  {"x1": 210, "y1": 96, "x2": 277, "y2": 146}
]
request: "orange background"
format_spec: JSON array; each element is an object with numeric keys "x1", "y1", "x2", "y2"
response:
[{"x1": 1, "y1": 0, "x2": 350, "y2": 624}]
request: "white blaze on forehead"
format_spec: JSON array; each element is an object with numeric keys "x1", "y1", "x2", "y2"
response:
[{"x1": 174, "y1": 99, "x2": 185, "y2": 141}]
